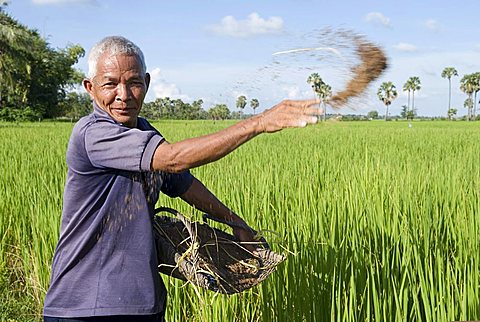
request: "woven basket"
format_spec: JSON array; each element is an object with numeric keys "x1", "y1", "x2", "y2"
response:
[{"x1": 153, "y1": 207, "x2": 286, "y2": 295}]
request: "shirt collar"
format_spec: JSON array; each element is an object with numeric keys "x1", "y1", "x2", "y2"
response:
[
  {"x1": 92, "y1": 101, "x2": 146, "y2": 130},
  {"x1": 92, "y1": 101, "x2": 115, "y2": 122}
]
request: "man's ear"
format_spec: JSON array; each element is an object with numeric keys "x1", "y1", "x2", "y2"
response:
[
  {"x1": 83, "y1": 79, "x2": 95, "y2": 100},
  {"x1": 145, "y1": 73, "x2": 151, "y2": 92}
]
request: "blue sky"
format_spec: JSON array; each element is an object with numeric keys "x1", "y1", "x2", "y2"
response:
[{"x1": 6, "y1": 0, "x2": 480, "y2": 116}]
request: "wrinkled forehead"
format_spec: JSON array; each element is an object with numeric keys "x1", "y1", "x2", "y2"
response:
[{"x1": 95, "y1": 53, "x2": 145, "y2": 77}]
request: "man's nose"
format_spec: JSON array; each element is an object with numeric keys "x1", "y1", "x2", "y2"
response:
[{"x1": 115, "y1": 83, "x2": 131, "y2": 102}]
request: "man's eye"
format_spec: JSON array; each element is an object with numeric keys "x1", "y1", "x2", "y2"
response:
[
  {"x1": 130, "y1": 81, "x2": 144, "y2": 87},
  {"x1": 102, "y1": 83, "x2": 117, "y2": 89}
]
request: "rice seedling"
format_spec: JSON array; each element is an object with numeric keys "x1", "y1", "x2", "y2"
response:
[{"x1": 1, "y1": 120, "x2": 479, "y2": 321}]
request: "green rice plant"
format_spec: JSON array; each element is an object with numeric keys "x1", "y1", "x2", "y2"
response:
[{"x1": 1, "y1": 120, "x2": 479, "y2": 321}]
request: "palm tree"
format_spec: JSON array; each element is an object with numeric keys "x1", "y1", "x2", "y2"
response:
[
  {"x1": 409, "y1": 77, "x2": 421, "y2": 116},
  {"x1": 470, "y1": 72, "x2": 480, "y2": 119},
  {"x1": 307, "y1": 73, "x2": 332, "y2": 121},
  {"x1": 402, "y1": 82, "x2": 411, "y2": 119},
  {"x1": 250, "y1": 98, "x2": 259, "y2": 115},
  {"x1": 447, "y1": 108, "x2": 457, "y2": 121},
  {"x1": 460, "y1": 74, "x2": 476, "y2": 121},
  {"x1": 307, "y1": 73, "x2": 321, "y2": 86},
  {"x1": 464, "y1": 98, "x2": 473, "y2": 120},
  {"x1": 318, "y1": 83, "x2": 332, "y2": 121},
  {"x1": 403, "y1": 77, "x2": 421, "y2": 119},
  {"x1": 441, "y1": 67, "x2": 458, "y2": 117},
  {"x1": 236, "y1": 95, "x2": 247, "y2": 111},
  {"x1": 377, "y1": 81, "x2": 398, "y2": 121},
  {"x1": 307, "y1": 73, "x2": 322, "y2": 117}
]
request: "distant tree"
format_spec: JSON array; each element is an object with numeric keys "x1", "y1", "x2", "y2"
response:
[
  {"x1": 34, "y1": 44, "x2": 86, "y2": 118},
  {"x1": 402, "y1": 83, "x2": 411, "y2": 117},
  {"x1": 447, "y1": 108, "x2": 457, "y2": 120},
  {"x1": 208, "y1": 104, "x2": 230, "y2": 120},
  {"x1": 470, "y1": 72, "x2": 480, "y2": 119},
  {"x1": 0, "y1": 11, "x2": 35, "y2": 109},
  {"x1": 441, "y1": 67, "x2": 458, "y2": 117},
  {"x1": 141, "y1": 97, "x2": 208, "y2": 120},
  {"x1": 407, "y1": 109, "x2": 416, "y2": 120},
  {"x1": 464, "y1": 97, "x2": 473, "y2": 120},
  {"x1": 307, "y1": 73, "x2": 332, "y2": 121},
  {"x1": 0, "y1": 10, "x2": 85, "y2": 120},
  {"x1": 236, "y1": 95, "x2": 247, "y2": 111},
  {"x1": 58, "y1": 92, "x2": 92, "y2": 121},
  {"x1": 190, "y1": 99, "x2": 207, "y2": 119},
  {"x1": 377, "y1": 81, "x2": 398, "y2": 121},
  {"x1": 0, "y1": 1, "x2": 8, "y2": 11},
  {"x1": 141, "y1": 100, "x2": 161, "y2": 119},
  {"x1": 460, "y1": 74, "x2": 476, "y2": 121},
  {"x1": 367, "y1": 110, "x2": 379, "y2": 119},
  {"x1": 230, "y1": 111, "x2": 245, "y2": 119},
  {"x1": 400, "y1": 105, "x2": 408, "y2": 119},
  {"x1": 250, "y1": 98, "x2": 259, "y2": 115},
  {"x1": 403, "y1": 77, "x2": 421, "y2": 118}
]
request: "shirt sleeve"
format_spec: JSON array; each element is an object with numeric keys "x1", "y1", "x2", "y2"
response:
[
  {"x1": 85, "y1": 120, "x2": 164, "y2": 172},
  {"x1": 160, "y1": 171, "x2": 194, "y2": 198}
]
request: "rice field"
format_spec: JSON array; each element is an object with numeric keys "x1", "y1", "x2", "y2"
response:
[{"x1": 0, "y1": 120, "x2": 479, "y2": 321}]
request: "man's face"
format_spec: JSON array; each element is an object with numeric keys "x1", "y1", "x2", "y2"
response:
[{"x1": 84, "y1": 53, "x2": 150, "y2": 128}]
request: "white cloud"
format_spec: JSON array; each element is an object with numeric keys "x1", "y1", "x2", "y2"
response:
[
  {"x1": 393, "y1": 42, "x2": 417, "y2": 52},
  {"x1": 148, "y1": 67, "x2": 189, "y2": 101},
  {"x1": 32, "y1": 0, "x2": 97, "y2": 4},
  {"x1": 282, "y1": 86, "x2": 301, "y2": 99},
  {"x1": 424, "y1": 19, "x2": 440, "y2": 31},
  {"x1": 364, "y1": 12, "x2": 391, "y2": 28},
  {"x1": 208, "y1": 12, "x2": 284, "y2": 38}
]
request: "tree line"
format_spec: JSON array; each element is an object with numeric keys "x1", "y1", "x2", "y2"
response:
[
  {"x1": 141, "y1": 97, "x2": 248, "y2": 121},
  {"x1": 309, "y1": 68, "x2": 480, "y2": 121},
  {"x1": 0, "y1": 5, "x2": 85, "y2": 121},
  {"x1": 375, "y1": 69, "x2": 480, "y2": 121},
  {"x1": 0, "y1": 6, "x2": 256, "y2": 122}
]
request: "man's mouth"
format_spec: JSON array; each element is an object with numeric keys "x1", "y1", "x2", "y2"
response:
[{"x1": 112, "y1": 107, "x2": 135, "y2": 114}]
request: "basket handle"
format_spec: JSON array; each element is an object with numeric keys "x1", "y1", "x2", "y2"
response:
[
  {"x1": 154, "y1": 206, "x2": 181, "y2": 217},
  {"x1": 154, "y1": 207, "x2": 270, "y2": 249},
  {"x1": 202, "y1": 213, "x2": 270, "y2": 249}
]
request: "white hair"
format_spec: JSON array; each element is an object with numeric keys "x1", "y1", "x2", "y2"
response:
[{"x1": 87, "y1": 36, "x2": 146, "y2": 78}]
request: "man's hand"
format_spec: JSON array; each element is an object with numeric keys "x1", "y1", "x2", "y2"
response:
[
  {"x1": 181, "y1": 178, "x2": 263, "y2": 252},
  {"x1": 257, "y1": 98, "x2": 322, "y2": 133},
  {"x1": 232, "y1": 225, "x2": 260, "y2": 253}
]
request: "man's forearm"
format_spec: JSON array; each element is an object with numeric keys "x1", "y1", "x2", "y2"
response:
[
  {"x1": 152, "y1": 114, "x2": 264, "y2": 173},
  {"x1": 180, "y1": 177, "x2": 248, "y2": 227},
  {"x1": 151, "y1": 98, "x2": 321, "y2": 173}
]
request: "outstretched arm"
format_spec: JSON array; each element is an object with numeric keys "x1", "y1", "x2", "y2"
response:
[
  {"x1": 180, "y1": 177, "x2": 257, "y2": 248},
  {"x1": 152, "y1": 99, "x2": 321, "y2": 173}
]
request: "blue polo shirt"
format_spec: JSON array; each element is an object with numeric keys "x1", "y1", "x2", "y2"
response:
[{"x1": 43, "y1": 103, "x2": 193, "y2": 317}]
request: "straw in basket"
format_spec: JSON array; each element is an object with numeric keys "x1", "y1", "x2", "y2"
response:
[{"x1": 153, "y1": 207, "x2": 286, "y2": 295}]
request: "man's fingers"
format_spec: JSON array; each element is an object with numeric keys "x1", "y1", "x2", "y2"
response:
[
  {"x1": 304, "y1": 115, "x2": 319, "y2": 125},
  {"x1": 261, "y1": 99, "x2": 323, "y2": 132},
  {"x1": 282, "y1": 98, "x2": 321, "y2": 108},
  {"x1": 285, "y1": 115, "x2": 318, "y2": 128},
  {"x1": 283, "y1": 100, "x2": 322, "y2": 116},
  {"x1": 303, "y1": 98, "x2": 321, "y2": 107},
  {"x1": 302, "y1": 106, "x2": 323, "y2": 116}
]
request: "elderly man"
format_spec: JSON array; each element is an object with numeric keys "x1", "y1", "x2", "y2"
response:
[{"x1": 43, "y1": 36, "x2": 321, "y2": 322}]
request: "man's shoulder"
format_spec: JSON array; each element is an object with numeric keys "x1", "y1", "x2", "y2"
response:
[{"x1": 72, "y1": 112, "x2": 118, "y2": 135}]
